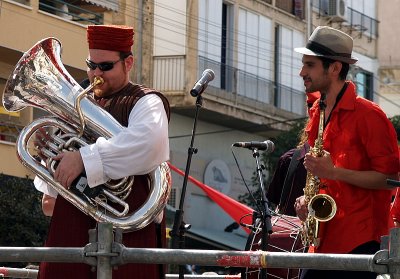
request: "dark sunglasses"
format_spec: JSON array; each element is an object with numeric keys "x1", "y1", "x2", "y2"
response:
[{"x1": 85, "y1": 58, "x2": 123, "y2": 71}]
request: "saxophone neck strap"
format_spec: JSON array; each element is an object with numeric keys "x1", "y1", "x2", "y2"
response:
[{"x1": 324, "y1": 82, "x2": 348, "y2": 128}]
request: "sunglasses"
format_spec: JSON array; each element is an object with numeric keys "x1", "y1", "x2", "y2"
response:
[{"x1": 85, "y1": 58, "x2": 123, "y2": 71}]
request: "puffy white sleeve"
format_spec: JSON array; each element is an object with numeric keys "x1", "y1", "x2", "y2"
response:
[
  {"x1": 80, "y1": 94, "x2": 169, "y2": 187},
  {"x1": 34, "y1": 176, "x2": 59, "y2": 198}
]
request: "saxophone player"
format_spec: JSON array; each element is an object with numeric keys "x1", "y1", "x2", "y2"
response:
[{"x1": 293, "y1": 26, "x2": 399, "y2": 279}]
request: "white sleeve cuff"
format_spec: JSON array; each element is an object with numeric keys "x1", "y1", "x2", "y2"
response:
[
  {"x1": 33, "y1": 176, "x2": 59, "y2": 198},
  {"x1": 80, "y1": 143, "x2": 107, "y2": 187}
]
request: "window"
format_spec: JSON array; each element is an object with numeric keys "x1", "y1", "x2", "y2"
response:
[
  {"x1": 276, "y1": 0, "x2": 305, "y2": 19},
  {"x1": 354, "y1": 70, "x2": 373, "y2": 100},
  {"x1": 221, "y1": 2, "x2": 234, "y2": 92},
  {"x1": 10, "y1": 0, "x2": 30, "y2": 5},
  {"x1": 38, "y1": 0, "x2": 104, "y2": 24},
  {"x1": 275, "y1": 25, "x2": 306, "y2": 114},
  {"x1": 236, "y1": 8, "x2": 274, "y2": 102},
  {"x1": 198, "y1": 0, "x2": 223, "y2": 89}
]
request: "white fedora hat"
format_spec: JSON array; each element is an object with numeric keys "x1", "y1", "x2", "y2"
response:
[{"x1": 295, "y1": 26, "x2": 358, "y2": 64}]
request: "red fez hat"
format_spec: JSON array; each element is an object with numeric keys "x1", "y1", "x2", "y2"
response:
[
  {"x1": 306, "y1": 92, "x2": 319, "y2": 107},
  {"x1": 87, "y1": 25, "x2": 134, "y2": 52}
]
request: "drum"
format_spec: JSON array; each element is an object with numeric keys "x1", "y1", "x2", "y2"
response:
[{"x1": 241, "y1": 213, "x2": 305, "y2": 279}]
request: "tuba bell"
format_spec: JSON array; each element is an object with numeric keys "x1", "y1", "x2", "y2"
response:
[{"x1": 2, "y1": 37, "x2": 171, "y2": 231}]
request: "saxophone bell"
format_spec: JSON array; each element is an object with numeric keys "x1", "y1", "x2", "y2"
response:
[{"x1": 308, "y1": 193, "x2": 337, "y2": 222}]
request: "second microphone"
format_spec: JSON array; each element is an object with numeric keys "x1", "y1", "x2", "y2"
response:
[{"x1": 233, "y1": 140, "x2": 275, "y2": 152}]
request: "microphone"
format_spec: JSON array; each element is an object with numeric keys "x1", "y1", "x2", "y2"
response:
[
  {"x1": 233, "y1": 140, "x2": 275, "y2": 152},
  {"x1": 190, "y1": 69, "x2": 215, "y2": 97},
  {"x1": 387, "y1": 179, "x2": 400, "y2": 188}
]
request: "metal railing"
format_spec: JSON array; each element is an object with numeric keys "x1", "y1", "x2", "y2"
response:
[
  {"x1": 0, "y1": 267, "x2": 38, "y2": 278},
  {"x1": 0, "y1": 121, "x2": 23, "y2": 143},
  {"x1": 153, "y1": 56, "x2": 186, "y2": 92},
  {"x1": 312, "y1": 1, "x2": 379, "y2": 40},
  {"x1": 153, "y1": 57, "x2": 306, "y2": 116},
  {"x1": 0, "y1": 223, "x2": 400, "y2": 279},
  {"x1": 198, "y1": 56, "x2": 306, "y2": 115},
  {"x1": 276, "y1": 83, "x2": 306, "y2": 115},
  {"x1": 347, "y1": 7, "x2": 379, "y2": 40}
]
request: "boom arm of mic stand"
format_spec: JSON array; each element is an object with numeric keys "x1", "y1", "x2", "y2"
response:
[{"x1": 169, "y1": 95, "x2": 203, "y2": 279}]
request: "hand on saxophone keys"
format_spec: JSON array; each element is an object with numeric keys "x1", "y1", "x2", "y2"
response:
[
  {"x1": 304, "y1": 150, "x2": 336, "y2": 180},
  {"x1": 294, "y1": 196, "x2": 308, "y2": 221},
  {"x1": 53, "y1": 151, "x2": 85, "y2": 189}
]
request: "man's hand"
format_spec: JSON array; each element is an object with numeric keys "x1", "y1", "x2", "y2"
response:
[
  {"x1": 33, "y1": 127, "x2": 52, "y2": 162},
  {"x1": 53, "y1": 151, "x2": 84, "y2": 189},
  {"x1": 294, "y1": 195, "x2": 308, "y2": 221},
  {"x1": 304, "y1": 150, "x2": 336, "y2": 180},
  {"x1": 42, "y1": 194, "x2": 56, "y2": 217}
]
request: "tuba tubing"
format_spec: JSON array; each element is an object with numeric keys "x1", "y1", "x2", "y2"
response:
[
  {"x1": 3, "y1": 37, "x2": 171, "y2": 231},
  {"x1": 17, "y1": 119, "x2": 171, "y2": 230}
]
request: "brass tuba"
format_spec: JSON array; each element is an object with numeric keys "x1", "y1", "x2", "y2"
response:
[
  {"x1": 301, "y1": 94, "x2": 337, "y2": 247},
  {"x1": 2, "y1": 37, "x2": 171, "y2": 231}
]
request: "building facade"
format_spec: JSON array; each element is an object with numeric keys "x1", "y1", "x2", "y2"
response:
[
  {"x1": 0, "y1": 0, "x2": 381, "y2": 249},
  {"x1": 377, "y1": 0, "x2": 400, "y2": 117}
]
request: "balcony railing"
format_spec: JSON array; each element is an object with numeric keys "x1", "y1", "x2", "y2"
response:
[
  {"x1": 0, "y1": 121, "x2": 23, "y2": 143},
  {"x1": 200, "y1": 57, "x2": 306, "y2": 116},
  {"x1": 153, "y1": 55, "x2": 306, "y2": 116},
  {"x1": 346, "y1": 7, "x2": 378, "y2": 40},
  {"x1": 39, "y1": 0, "x2": 103, "y2": 25},
  {"x1": 276, "y1": 83, "x2": 306, "y2": 115},
  {"x1": 153, "y1": 55, "x2": 185, "y2": 92},
  {"x1": 313, "y1": 1, "x2": 378, "y2": 40}
]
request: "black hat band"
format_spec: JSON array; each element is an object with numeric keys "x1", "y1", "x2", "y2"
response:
[{"x1": 306, "y1": 41, "x2": 351, "y2": 58}]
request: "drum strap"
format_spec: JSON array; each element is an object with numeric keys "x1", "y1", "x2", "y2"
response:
[{"x1": 277, "y1": 148, "x2": 302, "y2": 214}]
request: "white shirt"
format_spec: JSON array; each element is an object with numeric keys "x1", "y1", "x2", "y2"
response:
[{"x1": 34, "y1": 94, "x2": 169, "y2": 197}]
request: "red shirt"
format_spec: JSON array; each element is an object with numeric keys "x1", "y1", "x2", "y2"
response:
[{"x1": 305, "y1": 81, "x2": 399, "y2": 253}]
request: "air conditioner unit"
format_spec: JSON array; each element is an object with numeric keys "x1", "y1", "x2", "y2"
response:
[{"x1": 321, "y1": 0, "x2": 347, "y2": 22}]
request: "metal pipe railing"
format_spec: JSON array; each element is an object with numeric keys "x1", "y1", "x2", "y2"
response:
[
  {"x1": 166, "y1": 276, "x2": 239, "y2": 279},
  {"x1": 0, "y1": 269, "x2": 243, "y2": 279},
  {"x1": 0, "y1": 224, "x2": 398, "y2": 279},
  {"x1": 0, "y1": 267, "x2": 38, "y2": 278}
]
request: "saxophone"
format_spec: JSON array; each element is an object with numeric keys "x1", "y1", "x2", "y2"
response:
[{"x1": 301, "y1": 94, "x2": 337, "y2": 247}]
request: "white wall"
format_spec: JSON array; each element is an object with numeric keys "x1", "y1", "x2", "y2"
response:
[{"x1": 169, "y1": 113, "x2": 266, "y2": 233}]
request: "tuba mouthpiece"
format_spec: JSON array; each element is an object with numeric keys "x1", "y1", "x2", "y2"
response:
[{"x1": 93, "y1": 76, "x2": 104, "y2": 86}]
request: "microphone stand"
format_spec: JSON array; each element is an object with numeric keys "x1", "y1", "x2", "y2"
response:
[
  {"x1": 170, "y1": 95, "x2": 203, "y2": 279},
  {"x1": 252, "y1": 148, "x2": 273, "y2": 279}
]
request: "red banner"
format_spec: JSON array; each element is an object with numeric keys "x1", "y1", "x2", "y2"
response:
[{"x1": 168, "y1": 163, "x2": 254, "y2": 234}]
